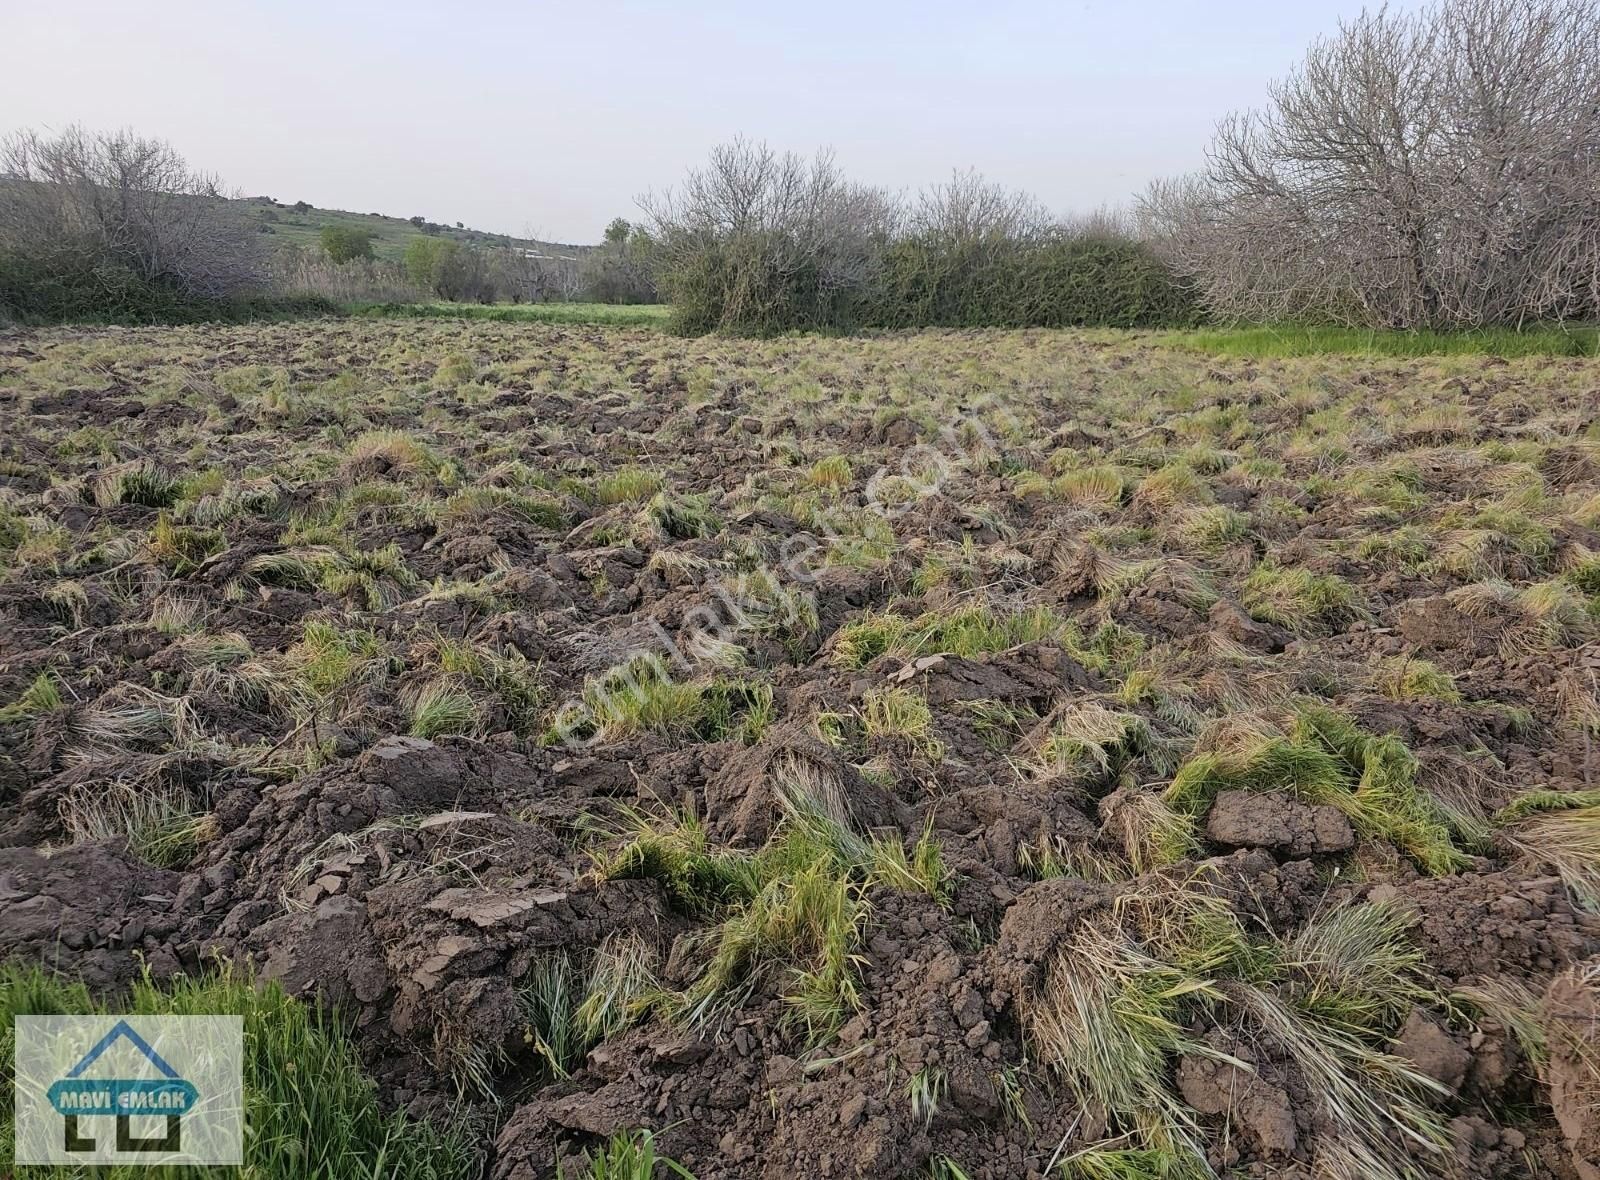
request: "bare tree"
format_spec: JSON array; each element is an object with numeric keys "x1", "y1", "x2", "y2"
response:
[
  {"x1": 642, "y1": 138, "x2": 896, "y2": 332},
  {"x1": 0, "y1": 125, "x2": 264, "y2": 300},
  {"x1": 1144, "y1": 0, "x2": 1600, "y2": 328},
  {"x1": 577, "y1": 218, "x2": 658, "y2": 304},
  {"x1": 492, "y1": 247, "x2": 582, "y2": 300},
  {"x1": 905, "y1": 170, "x2": 1051, "y2": 245}
]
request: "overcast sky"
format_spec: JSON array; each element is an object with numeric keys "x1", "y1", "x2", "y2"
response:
[{"x1": 5, "y1": 0, "x2": 1413, "y2": 245}]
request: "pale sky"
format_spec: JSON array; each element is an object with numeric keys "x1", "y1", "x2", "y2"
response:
[{"x1": 4, "y1": 0, "x2": 1414, "y2": 245}]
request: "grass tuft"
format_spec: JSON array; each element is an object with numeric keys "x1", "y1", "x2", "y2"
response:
[
  {"x1": 1372, "y1": 656, "x2": 1462, "y2": 704},
  {"x1": 0, "y1": 671, "x2": 64, "y2": 722},
  {"x1": 571, "y1": 1128, "x2": 696, "y2": 1179},
  {"x1": 602, "y1": 778, "x2": 950, "y2": 1041},
  {"x1": 547, "y1": 655, "x2": 772, "y2": 746},
  {"x1": 1499, "y1": 802, "x2": 1600, "y2": 910},
  {"x1": 593, "y1": 467, "x2": 665, "y2": 506},
  {"x1": 58, "y1": 780, "x2": 216, "y2": 868},
  {"x1": 860, "y1": 686, "x2": 945, "y2": 761},
  {"x1": 408, "y1": 678, "x2": 483, "y2": 740},
  {"x1": 519, "y1": 934, "x2": 663, "y2": 1080},
  {"x1": 1057, "y1": 1147, "x2": 1211, "y2": 1180},
  {"x1": 807, "y1": 455, "x2": 853, "y2": 490},
  {"x1": 1240, "y1": 559, "x2": 1362, "y2": 635},
  {"x1": 1163, "y1": 707, "x2": 1470, "y2": 875},
  {"x1": 146, "y1": 512, "x2": 225, "y2": 574},
  {"x1": 1028, "y1": 702, "x2": 1154, "y2": 783},
  {"x1": 832, "y1": 604, "x2": 1070, "y2": 668}
]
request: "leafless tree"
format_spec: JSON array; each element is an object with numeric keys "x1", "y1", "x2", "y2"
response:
[
  {"x1": 491, "y1": 248, "x2": 582, "y2": 303},
  {"x1": 0, "y1": 125, "x2": 264, "y2": 299},
  {"x1": 642, "y1": 138, "x2": 897, "y2": 331},
  {"x1": 1143, "y1": 0, "x2": 1600, "y2": 328},
  {"x1": 905, "y1": 170, "x2": 1051, "y2": 245}
]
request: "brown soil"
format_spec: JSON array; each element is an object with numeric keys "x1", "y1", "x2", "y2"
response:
[{"x1": 3, "y1": 318, "x2": 1600, "y2": 1178}]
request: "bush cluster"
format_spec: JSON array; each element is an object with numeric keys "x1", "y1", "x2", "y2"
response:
[
  {"x1": 870, "y1": 227, "x2": 1198, "y2": 330},
  {"x1": 0, "y1": 248, "x2": 330, "y2": 325},
  {"x1": 645, "y1": 143, "x2": 1198, "y2": 335},
  {"x1": 0, "y1": 126, "x2": 272, "y2": 325},
  {"x1": 318, "y1": 224, "x2": 375, "y2": 263}
]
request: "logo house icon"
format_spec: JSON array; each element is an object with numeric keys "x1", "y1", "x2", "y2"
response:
[
  {"x1": 46, "y1": 1020, "x2": 199, "y2": 1154},
  {"x1": 14, "y1": 1014, "x2": 243, "y2": 1166}
]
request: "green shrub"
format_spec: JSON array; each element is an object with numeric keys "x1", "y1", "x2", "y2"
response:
[
  {"x1": 659, "y1": 230, "x2": 876, "y2": 336},
  {"x1": 872, "y1": 230, "x2": 1200, "y2": 330},
  {"x1": 319, "y1": 225, "x2": 375, "y2": 263},
  {"x1": 404, "y1": 238, "x2": 495, "y2": 302},
  {"x1": 405, "y1": 237, "x2": 458, "y2": 295},
  {"x1": 656, "y1": 223, "x2": 1196, "y2": 336}
]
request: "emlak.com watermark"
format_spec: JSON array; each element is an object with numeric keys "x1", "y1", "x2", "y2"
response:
[{"x1": 12, "y1": 1015, "x2": 242, "y2": 1166}]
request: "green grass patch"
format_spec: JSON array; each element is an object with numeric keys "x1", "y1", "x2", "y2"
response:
[
  {"x1": 599, "y1": 775, "x2": 951, "y2": 1040},
  {"x1": 439, "y1": 487, "x2": 565, "y2": 529},
  {"x1": 351, "y1": 302, "x2": 671, "y2": 328},
  {"x1": 544, "y1": 655, "x2": 773, "y2": 747},
  {"x1": 0, "y1": 671, "x2": 64, "y2": 723},
  {"x1": 572, "y1": 1128, "x2": 696, "y2": 1178},
  {"x1": 1372, "y1": 656, "x2": 1462, "y2": 704},
  {"x1": 832, "y1": 604, "x2": 1071, "y2": 669},
  {"x1": 1164, "y1": 706, "x2": 1471, "y2": 875},
  {"x1": 518, "y1": 934, "x2": 662, "y2": 1082},
  {"x1": 1240, "y1": 560, "x2": 1363, "y2": 635},
  {"x1": 0, "y1": 962, "x2": 473, "y2": 1179},
  {"x1": 1170, "y1": 324, "x2": 1600, "y2": 359}
]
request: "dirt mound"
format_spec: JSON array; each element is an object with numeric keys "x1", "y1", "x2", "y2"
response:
[
  {"x1": 1205, "y1": 789, "x2": 1355, "y2": 856},
  {"x1": 703, "y1": 720, "x2": 907, "y2": 845},
  {"x1": 0, "y1": 841, "x2": 186, "y2": 987},
  {"x1": 1375, "y1": 871, "x2": 1600, "y2": 984}
]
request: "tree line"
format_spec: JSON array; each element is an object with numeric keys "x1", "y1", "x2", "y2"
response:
[
  {"x1": 306, "y1": 217, "x2": 656, "y2": 306},
  {"x1": 2, "y1": 0, "x2": 1595, "y2": 331},
  {"x1": 642, "y1": 144, "x2": 1197, "y2": 334},
  {"x1": 0, "y1": 129, "x2": 657, "y2": 323}
]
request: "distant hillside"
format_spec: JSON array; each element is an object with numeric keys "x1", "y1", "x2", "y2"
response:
[{"x1": 238, "y1": 196, "x2": 589, "y2": 264}]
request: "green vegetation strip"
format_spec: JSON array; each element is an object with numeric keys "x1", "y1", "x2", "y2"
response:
[
  {"x1": 1169, "y1": 324, "x2": 1600, "y2": 359},
  {"x1": 350, "y1": 301, "x2": 672, "y2": 327}
]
